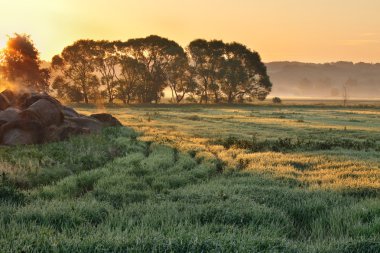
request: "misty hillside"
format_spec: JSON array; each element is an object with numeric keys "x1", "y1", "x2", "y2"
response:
[{"x1": 267, "y1": 61, "x2": 380, "y2": 99}]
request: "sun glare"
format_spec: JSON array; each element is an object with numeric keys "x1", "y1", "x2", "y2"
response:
[{"x1": 0, "y1": 36, "x2": 7, "y2": 49}]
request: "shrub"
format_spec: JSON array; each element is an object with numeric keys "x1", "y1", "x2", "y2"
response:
[{"x1": 272, "y1": 97, "x2": 282, "y2": 104}]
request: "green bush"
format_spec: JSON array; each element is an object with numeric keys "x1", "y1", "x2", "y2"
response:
[{"x1": 272, "y1": 97, "x2": 282, "y2": 104}]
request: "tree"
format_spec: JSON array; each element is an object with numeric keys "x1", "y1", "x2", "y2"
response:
[
  {"x1": 116, "y1": 56, "x2": 147, "y2": 104},
  {"x1": 51, "y1": 75, "x2": 83, "y2": 102},
  {"x1": 123, "y1": 35, "x2": 188, "y2": 103},
  {"x1": 52, "y1": 40, "x2": 99, "y2": 103},
  {"x1": 342, "y1": 85, "x2": 349, "y2": 107},
  {"x1": 165, "y1": 50, "x2": 197, "y2": 103},
  {"x1": 48, "y1": 36, "x2": 272, "y2": 104},
  {"x1": 189, "y1": 40, "x2": 272, "y2": 103},
  {"x1": 232, "y1": 43, "x2": 272, "y2": 102},
  {"x1": 219, "y1": 43, "x2": 249, "y2": 103},
  {"x1": 92, "y1": 40, "x2": 119, "y2": 103},
  {"x1": 188, "y1": 39, "x2": 225, "y2": 103},
  {"x1": 0, "y1": 33, "x2": 50, "y2": 91}
]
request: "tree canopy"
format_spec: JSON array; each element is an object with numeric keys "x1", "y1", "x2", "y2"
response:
[
  {"x1": 3, "y1": 34, "x2": 272, "y2": 104},
  {"x1": 0, "y1": 33, "x2": 50, "y2": 92}
]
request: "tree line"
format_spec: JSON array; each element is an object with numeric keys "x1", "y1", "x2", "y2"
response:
[{"x1": 0, "y1": 34, "x2": 272, "y2": 104}]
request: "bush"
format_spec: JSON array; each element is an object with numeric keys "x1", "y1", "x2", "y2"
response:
[{"x1": 272, "y1": 97, "x2": 282, "y2": 104}]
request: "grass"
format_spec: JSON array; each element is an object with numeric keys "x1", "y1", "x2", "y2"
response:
[
  {"x1": 75, "y1": 104, "x2": 380, "y2": 191},
  {"x1": 0, "y1": 103, "x2": 380, "y2": 252}
]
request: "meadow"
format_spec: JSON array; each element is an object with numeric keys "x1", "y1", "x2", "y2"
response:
[{"x1": 0, "y1": 102, "x2": 380, "y2": 252}]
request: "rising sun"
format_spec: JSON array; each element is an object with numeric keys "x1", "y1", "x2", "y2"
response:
[{"x1": 0, "y1": 35, "x2": 7, "y2": 49}]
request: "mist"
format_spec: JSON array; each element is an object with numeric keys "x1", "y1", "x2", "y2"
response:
[{"x1": 267, "y1": 61, "x2": 380, "y2": 99}]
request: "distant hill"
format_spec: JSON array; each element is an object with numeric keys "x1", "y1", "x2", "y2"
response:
[{"x1": 266, "y1": 61, "x2": 380, "y2": 99}]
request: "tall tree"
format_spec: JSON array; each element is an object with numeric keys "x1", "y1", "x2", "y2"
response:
[
  {"x1": 116, "y1": 56, "x2": 147, "y2": 104},
  {"x1": 0, "y1": 33, "x2": 50, "y2": 91},
  {"x1": 51, "y1": 40, "x2": 99, "y2": 103},
  {"x1": 51, "y1": 75, "x2": 83, "y2": 102},
  {"x1": 220, "y1": 42, "x2": 272, "y2": 103},
  {"x1": 188, "y1": 39, "x2": 225, "y2": 103},
  {"x1": 123, "y1": 35, "x2": 185, "y2": 103},
  {"x1": 93, "y1": 40, "x2": 119, "y2": 103},
  {"x1": 166, "y1": 55, "x2": 197, "y2": 103}
]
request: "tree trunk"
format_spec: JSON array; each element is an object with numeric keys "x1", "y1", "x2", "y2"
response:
[
  {"x1": 170, "y1": 87, "x2": 175, "y2": 103},
  {"x1": 176, "y1": 92, "x2": 185, "y2": 104},
  {"x1": 82, "y1": 83, "x2": 89, "y2": 104},
  {"x1": 84, "y1": 94, "x2": 89, "y2": 104},
  {"x1": 227, "y1": 92, "x2": 233, "y2": 104},
  {"x1": 214, "y1": 91, "x2": 219, "y2": 103}
]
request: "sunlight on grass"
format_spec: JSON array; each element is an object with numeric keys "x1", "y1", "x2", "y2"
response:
[{"x1": 75, "y1": 104, "x2": 380, "y2": 193}]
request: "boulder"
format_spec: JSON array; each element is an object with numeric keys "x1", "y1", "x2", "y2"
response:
[
  {"x1": 90, "y1": 113, "x2": 122, "y2": 127},
  {"x1": 0, "y1": 89, "x2": 16, "y2": 110},
  {"x1": 45, "y1": 124, "x2": 91, "y2": 142},
  {"x1": 18, "y1": 92, "x2": 62, "y2": 109},
  {"x1": 0, "y1": 89, "x2": 121, "y2": 145},
  {"x1": 61, "y1": 106, "x2": 80, "y2": 118},
  {"x1": 0, "y1": 108, "x2": 21, "y2": 126},
  {"x1": 0, "y1": 120, "x2": 44, "y2": 145},
  {"x1": 65, "y1": 116, "x2": 104, "y2": 134},
  {"x1": 19, "y1": 99, "x2": 63, "y2": 127},
  {"x1": 58, "y1": 125, "x2": 91, "y2": 140}
]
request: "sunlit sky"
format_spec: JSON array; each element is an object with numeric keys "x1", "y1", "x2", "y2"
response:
[{"x1": 0, "y1": 0, "x2": 379, "y2": 63}]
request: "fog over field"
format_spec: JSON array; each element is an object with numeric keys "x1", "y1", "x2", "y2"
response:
[{"x1": 267, "y1": 61, "x2": 380, "y2": 99}]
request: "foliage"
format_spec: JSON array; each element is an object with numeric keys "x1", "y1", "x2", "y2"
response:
[
  {"x1": 49, "y1": 35, "x2": 272, "y2": 104},
  {"x1": 52, "y1": 40, "x2": 100, "y2": 103},
  {"x1": 122, "y1": 35, "x2": 185, "y2": 103},
  {"x1": 0, "y1": 33, "x2": 50, "y2": 91},
  {"x1": 273, "y1": 97, "x2": 282, "y2": 104},
  {"x1": 188, "y1": 39, "x2": 272, "y2": 103}
]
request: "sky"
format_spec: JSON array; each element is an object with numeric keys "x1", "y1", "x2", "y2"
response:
[{"x1": 0, "y1": 0, "x2": 379, "y2": 63}]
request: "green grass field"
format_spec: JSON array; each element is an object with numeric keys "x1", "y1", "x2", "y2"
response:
[{"x1": 1, "y1": 103, "x2": 380, "y2": 252}]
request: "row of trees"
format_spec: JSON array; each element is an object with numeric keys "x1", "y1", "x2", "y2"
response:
[{"x1": 1, "y1": 34, "x2": 272, "y2": 104}]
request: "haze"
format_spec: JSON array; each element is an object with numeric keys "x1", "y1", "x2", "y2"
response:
[{"x1": 0, "y1": 0, "x2": 380, "y2": 63}]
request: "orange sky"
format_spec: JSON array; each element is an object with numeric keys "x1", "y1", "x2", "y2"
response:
[{"x1": 0, "y1": 0, "x2": 379, "y2": 63}]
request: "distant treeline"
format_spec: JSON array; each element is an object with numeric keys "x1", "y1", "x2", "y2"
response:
[
  {"x1": 0, "y1": 34, "x2": 272, "y2": 104},
  {"x1": 267, "y1": 61, "x2": 380, "y2": 99}
]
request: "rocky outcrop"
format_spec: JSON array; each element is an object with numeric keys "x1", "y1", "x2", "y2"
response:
[{"x1": 0, "y1": 89, "x2": 122, "y2": 146}]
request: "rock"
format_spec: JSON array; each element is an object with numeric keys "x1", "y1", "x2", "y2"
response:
[
  {"x1": 0, "y1": 120, "x2": 44, "y2": 145},
  {"x1": 0, "y1": 89, "x2": 121, "y2": 145},
  {"x1": 19, "y1": 99, "x2": 64, "y2": 127},
  {"x1": 0, "y1": 89, "x2": 16, "y2": 110},
  {"x1": 62, "y1": 106, "x2": 80, "y2": 118},
  {"x1": 58, "y1": 125, "x2": 91, "y2": 140},
  {"x1": 18, "y1": 92, "x2": 62, "y2": 109},
  {"x1": 65, "y1": 116, "x2": 104, "y2": 134},
  {"x1": 0, "y1": 108, "x2": 21, "y2": 126},
  {"x1": 90, "y1": 113, "x2": 122, "y2": 127},
  {"x1": 45, "y1": 124, "x2": 91, "y2": 142}
]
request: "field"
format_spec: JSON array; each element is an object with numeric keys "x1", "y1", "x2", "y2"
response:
[{"x1": 1, "y1": 103, "x2": 380, "y2": 252}]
